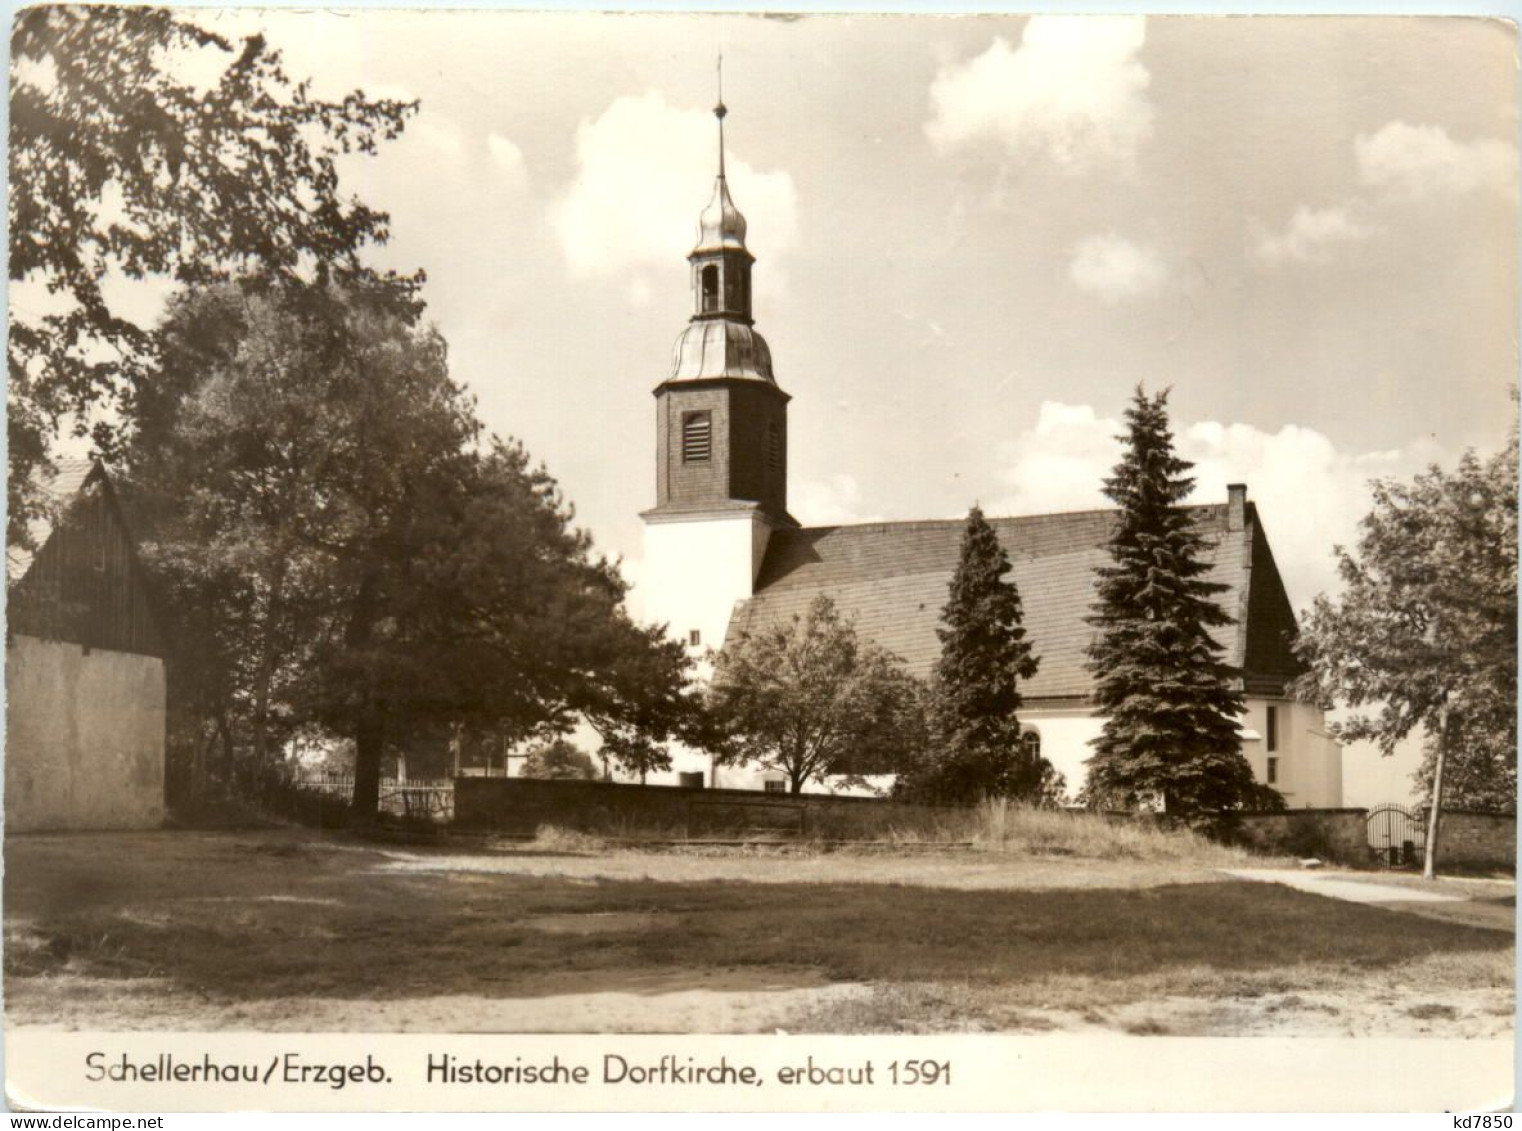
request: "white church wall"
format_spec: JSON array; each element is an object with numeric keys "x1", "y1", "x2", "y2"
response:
[
  {"x1": 641, "y1": 512, "x2": 770, "y2": 672},
  {"x1": 1026, "y1": 699, "x2": 1343, "y2": 809},
  {"x1": 611, "y1": 744, "x2": 868, "y2": 795},
  {"x1": 1238, "y1": 697, "x2": 1343, "y2": 809},
  {"x1": 1019, "y1": 707, "x2": 1105, "y2": 804},
  {"x1": 1340, "y1": 731, "x2": 1426, "y2": 809},
  {"x1": 617, "y1": 700, "x2": 1344, "y2": 808}
]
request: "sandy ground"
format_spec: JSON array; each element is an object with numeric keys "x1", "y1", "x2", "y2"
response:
[
  {"x1": 990, "y1": 986, "x2": 1514, "y2": 1039},
  {"x1": 1224, "y1": 868, "x2": 1469, "y2": 902},
  {"x1": 7, "y1": 969, "x2": 870, "y2": 1033},
  {"x1": 12, "y1": 971, "x2": 1510, "y2": 1038},
  {"x1": 1223, "y1": 867, "x2": 1516, "y2": 933},
  {"x1": 6, "y1": 832, "x2": 1513, "y2": 1037},
  {"x1": 363, "y1": 843, "x2": 1222, "y2": 890}
]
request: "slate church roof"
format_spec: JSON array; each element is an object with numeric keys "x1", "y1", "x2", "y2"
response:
[{"x1": 723, "y1": 496, "x2": 1304, "y2": 702}]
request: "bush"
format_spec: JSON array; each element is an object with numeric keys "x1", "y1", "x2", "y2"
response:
[
  {"x1": 966, "y1": 800, "x2": 1247, "y2": 863},
  {"x1": 521, "y1": 739, "x2": 600, "y2": 780}
]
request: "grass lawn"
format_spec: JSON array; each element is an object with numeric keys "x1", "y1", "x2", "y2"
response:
[{"x1": 4, "y1": 828, "x2": 1513, "y2": 1035}]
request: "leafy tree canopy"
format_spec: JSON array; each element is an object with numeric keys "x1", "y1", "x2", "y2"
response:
[
  {"x1": 706, "y1": 594, "x2": 927, "y2": 794},
  {"x1": 127, "y1": 280, "x2": 672, "y2": 820},
  {"x1": 564, "y1": 618, "x2": 701, "y2": 783},
  {"x1": 1295, "y1": 430, "x2": 1518, "y2": 812},
  {"x1": 10, "y1": 5, "x2": 418, "y2": 544},
  {"x1": 1084, "y1": 386, "x2": 1278, "y2": 817}
]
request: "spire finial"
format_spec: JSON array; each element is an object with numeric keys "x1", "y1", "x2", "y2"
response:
[{"x1": 714, "y1": 53, "x2": 727, "y2": 178}]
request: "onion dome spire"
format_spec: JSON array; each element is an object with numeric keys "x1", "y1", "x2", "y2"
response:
[
  {"x1": 672, "y1": 62, "x2": 772, "y2": 384},
  {"x1": 695, "y1": 57, "x2": 747, "y2": 254}
]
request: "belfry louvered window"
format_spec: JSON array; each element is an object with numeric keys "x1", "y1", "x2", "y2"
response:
[
  {"x1": 768, "y1": 422, "x2": 782, "y2": 472},
  {"x1": 700, "y1": 266, "x2": 719, "y2": 313},
  {"x1": 682, "y1": 411, "x2": 712, "y2": 463}
]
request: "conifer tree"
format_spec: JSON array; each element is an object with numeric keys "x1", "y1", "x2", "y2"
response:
[
  {"x1": 924, "y1": 506, "x2": 1046, "y2": 802},
  {"x1": 1084, "y1": 387, "x2": 1269, "y2": 817}
]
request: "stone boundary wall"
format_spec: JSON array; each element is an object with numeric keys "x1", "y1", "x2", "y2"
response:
[
  {"x1": 453, "y1": 776, "x2": 949, "y2": 838},
  {"x1": 1427, "y1": 809, "x2": 1517, "y2": 870},
  {"x1": 1236, "y1": 807, "x2": 1515, "y2": 870},
  {"x1": 453, "y1": 778, "x2": 1517, "y2": 870},
  {"x1": 1234, "y1": 809, "x2": 1370, "y2": 864}
]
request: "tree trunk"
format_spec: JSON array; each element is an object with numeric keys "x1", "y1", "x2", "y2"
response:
[
  {"x1": 251, "y1": 664, "x2": 273, "y2": 771},
  {"x1": 250, "y1": 559, "x2": 288, "y2": 771},
  {"x1": 346, "y1": 571, "x2": 382, "y2": 822},
  {"x1": 217, "y1": 710, "x2": 235, "y2": 787},
  {"x1": 1422, "y1": 703, "x2": 1449, "y2": 881},
  {"x1": 352, "y1": 712, "x2": 385, "y2": 824}
]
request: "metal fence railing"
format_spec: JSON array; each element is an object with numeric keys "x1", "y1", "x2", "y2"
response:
[{"x1": 283, "y1": 772, "x2": 454, "y2": 822}]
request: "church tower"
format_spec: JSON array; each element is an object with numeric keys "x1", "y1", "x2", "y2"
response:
[{"x1": 640, "y1": 93, "x2": 795, "y2": 659}]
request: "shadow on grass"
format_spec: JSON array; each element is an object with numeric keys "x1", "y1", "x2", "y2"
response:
[{"x1": 4, "y1": 831, "x2": 1512, "y2": 1006}]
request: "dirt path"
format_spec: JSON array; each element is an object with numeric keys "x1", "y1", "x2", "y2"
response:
[
  {"x1": 14, "y1": 970, "x2": 1510, "y2": 1038},
  {"x1": 1224, "y1": 868, "x2": 1466, "y2": 902},
  {"x1": 6, "y1": 831, "x2": 1511, "y2": 1037},
  {"x1": 1009, "y1": 986, "x2": 1514, "y2": 1038},
  {"x1": 365, "y1": 843, "x2": 1222, "y2": 890},
  {"x1": 1223, "y1": 868, "x2": 1516, "y2": 933},
  {"x1": 7, "y1": 969, "x2": 871, "y2": 1033}
]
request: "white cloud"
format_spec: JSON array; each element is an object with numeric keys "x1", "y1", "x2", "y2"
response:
[
  {"x1": 794, "y1": 474, "x2": 882, "y2": 527},
  {"x1": 1356, "y1": 121, "x2": 1517, "y2": 202},
  {"x1": 554, "y1": 92, "x2": 797, "y2": 285},
  {"x1": 1253, "y1": 204, "x2": 1375, "y2": 265},
  {"x1": 486, "y1": 133, "x2": 529, "y2": 193},
  {"x1": 1258, "y1": 122, "x2": 1515, "y2": 271},
  {"x1": 990, "y1": 402, "x2": 1126, "y2": 516},
  {"x1": 325, "y1": 105, "x2": 529, "y2": 283},
  {"x1": 1068, "y1": 234, "x2": 1166, "y2": 301},
  {"x1": 991, "y1": 401, "x2": 1445, "y2": 607},
  {"x1": 925, "y1": 17, "x2": 1153, "y2": 175}
]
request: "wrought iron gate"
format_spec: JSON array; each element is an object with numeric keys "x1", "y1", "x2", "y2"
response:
[{"x1": 1366, "y1": 803, "x2": 1425, "y2": 865}]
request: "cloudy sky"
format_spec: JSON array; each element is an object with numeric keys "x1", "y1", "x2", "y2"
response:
[
  {"x1": 165, "y1": 10, "x2": 1515, "y2": 616},
  {"x1": 50, "y1": 11, "x2": 1521, "y2": 795},
  {"x1": 88, "y1": 11, "x2": 1515, "y2": 606}
]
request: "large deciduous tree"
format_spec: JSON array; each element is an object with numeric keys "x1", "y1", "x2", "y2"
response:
[
  {"x1": 1295, "y1": 432, "x2": 1518, "y2": 820},
  {"x1": 1084, "y1": 386, "x2": 1274, "y2": 818},
  {"x1": 707, "y1": 595, "x2": 925, "y2": 794},
  {"x1": 10, "y1": 6, "x2": 416, "y2": 544},
  {"x1": 128, "y1": 281, "x2": 676, "y2": 820},
  {"x1": 565, "y1": 619, "x2": 700, "y2": 783}
]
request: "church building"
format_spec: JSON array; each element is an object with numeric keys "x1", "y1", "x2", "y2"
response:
[{"x1": 639, "y1": 101, "x2": 1343, "y2": 807}]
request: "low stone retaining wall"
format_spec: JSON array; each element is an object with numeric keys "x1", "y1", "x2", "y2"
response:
[
  {"x1": 1234, "y1": 809, "x2": 1370, "y2": 864},
  {"x1": 1235, "y1": 807, "x2": 1515, "y2": 870},
  {"x1": 453, "y1": 778, "x2": 1517, "y2": 870},
  {"x1": 453, "y1": 776, "x2": 948, "y2": 838},
  {"x1": 1428, "y1": 809, "x2": 1516, "y2": 870}
]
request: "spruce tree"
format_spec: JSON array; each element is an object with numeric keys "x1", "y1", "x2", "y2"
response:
[
  {"x1": 1084, "y1": 387, "x2": 1264, "y2": 817},
  {"x1": 925, "y1": 506, "x2": 1044, "y2": 802}
]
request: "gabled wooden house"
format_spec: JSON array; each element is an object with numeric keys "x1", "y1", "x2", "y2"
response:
[{"x1": 6, "y1": 459, "x2": 166, "y2": 830}]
